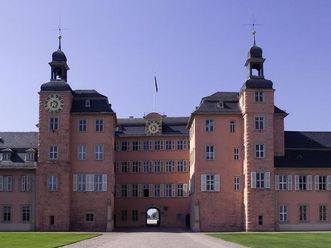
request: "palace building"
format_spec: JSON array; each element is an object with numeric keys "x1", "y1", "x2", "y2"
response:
[{"x1": 1, "y1": 35, "x2": 331, "y2": 232}]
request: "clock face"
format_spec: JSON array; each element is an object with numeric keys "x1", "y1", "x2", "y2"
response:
[
  {"x1": 44, "y1": 94, "x2": 64, "y2": 113},
  {"x1": 147, "y1": 121, "x2": 161, "y2": 134}
]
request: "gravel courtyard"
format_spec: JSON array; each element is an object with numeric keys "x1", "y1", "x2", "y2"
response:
[{"x1": 63, "y1": 229, "x2": 245, "y2": 248}]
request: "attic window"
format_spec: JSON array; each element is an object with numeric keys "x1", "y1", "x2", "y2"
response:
[
  {"x1": 217, "y1": 101, "x2": 224, "y2": 108},
  {"x1": 25, "y1": 149, "x2": 35, "y2": 162},
  {"x1": 85, "y1": 99, "x2": 91, "y2": 108},
  {"x1": 1, "y1": 152, "x2": 12, "y2": 161}
]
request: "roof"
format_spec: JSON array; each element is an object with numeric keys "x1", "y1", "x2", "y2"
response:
[
  {"x1": 40, "y1": 81, "x2": 72, "y2": 91},
  {"x1": 0, "y1": 132, "x2": 37, "y2": 149},
  {"x1": 116, "y1": 117, "x2": 189, "y2": 137},
  {"x1": 240, "y1": 78, "x2": 273, "y2": 91},
  {"x1": 275, "y1": 131, "x2": 331, "y2": 168},
  {"x1": 71, "y1": 90, "x2": 115, "y2": 114},
  {"x1": 193, "y1": 92, "x2": 241, "y2": 114}
]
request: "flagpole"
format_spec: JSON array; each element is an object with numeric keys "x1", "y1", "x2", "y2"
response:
[{"x1": 153, "y1": 76, "x2": 158, "y2": 112}]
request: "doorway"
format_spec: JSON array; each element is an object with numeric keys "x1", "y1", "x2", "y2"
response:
[{"x1": 146, "y1": 207, "x2": 160, "y2": 227}]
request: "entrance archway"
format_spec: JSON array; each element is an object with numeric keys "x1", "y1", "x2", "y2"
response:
[{"x1": 146, "y1": 207, "x2": 160, "y2": 227}]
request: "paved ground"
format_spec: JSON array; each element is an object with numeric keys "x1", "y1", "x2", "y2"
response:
[{"x1": 63, "y1": 229, "x2": 246, "y2": 248}]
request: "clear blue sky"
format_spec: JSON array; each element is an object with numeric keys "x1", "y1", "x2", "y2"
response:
[{"x1": 1, "y1": 0, "x2": 331, "y2": 131}]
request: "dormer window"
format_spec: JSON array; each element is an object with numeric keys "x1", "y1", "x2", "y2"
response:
[
  {"x1": 1, "y1": 149, "x2": 13, "y2": 161},
  {"x1": 25, "y1": 149, "x2": 36, "y2": 162},
  {"x1": 217, "y1": 101, "x2": 224, "y2": 108},
  {"x1": 85, "y1": 99, "x2": 91, "y2": 108}
]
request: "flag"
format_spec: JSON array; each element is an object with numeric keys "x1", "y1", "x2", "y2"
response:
[{"x1": 154, "y1": 76, "x2": 158, "y2": 93}]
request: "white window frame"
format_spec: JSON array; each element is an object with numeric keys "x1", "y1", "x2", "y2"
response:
[
  {"x1": 319, "y1": 205, "x2": 328, "y2": 222},
  {"x1": 255, "y1": 144, "x2": 265, "y2": 158},
  {"x1": 94, "y1": 144, "x2": 104, "y2": 160},
  {"x1": 251, "y1": 172, "x2": 270, "y2": 189},
  {"x1": 205, "y1": 145, "x2": 215, "y2": 160},
  {"x1": 279, "y1": 205, "x2": 288, "y2": 223},
  {"x1": 48, "y1": 175, "x2": 58, "y2": 192},
  {"x1": 205, "y1": 119, "x2": 214, "y2": 132},
  {"x1": 229, "y1": 121, "x2": 235, "y2": 133},
  {"x1": 49, "y1": 145, "x2": 58, "y2": 160},
  {"x1": 95, "y1": 119, "x2": 104, "y2": 132},
  {"x1": 79, "y1": 119, "x2": 87, "y2": 132},
  {"x1": 255, "y1": 91, "x2": 264, "y2": 102},
  {"x1": 201, "y1": 174, "x2": 220, "y2": 192},
  {"x1": 78, "y1": 144, "x2": 87, "y2": 160},
  {"x1": 49, "y1": 117, "x2": 59, "y2": 131},
  {"x1": 21, "y1": 175, "x2": 31, "y2": 192},
  {"x1": 255, "y1": 116, "x2": 264, "y2": 130},
  {"x1": 0, "y1": 176, "x2": 13, "y2": 192},
  {"x1": 299, "y1": 205, "x2": 308, "y2": 222},
  {"x1": 233, "y1": 148, "x2": 240, "y2": 160},
  {"x1": 234, "y1": 176, "x2": 240, "y2": 191}
]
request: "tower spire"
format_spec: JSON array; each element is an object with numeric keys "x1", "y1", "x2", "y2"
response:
[
  {"x1": 252, "y1": 27, "x2": 256, "y2": 46},
  {"x1": 58, "y1": 28, "x2": 62, "y2": 50}
]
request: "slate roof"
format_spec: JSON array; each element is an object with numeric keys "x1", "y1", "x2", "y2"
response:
[
  {"x1": 0, "y1": 132, "x2": 38, "y2": 169},
  {"x1": 275, "y1": 131, "x2": 331, "y2": 168},
  {"x1": 240, "y1": 78, "x2": 273, "y2": 91},
  {"x1": 40, "y1": 80, "x2": 72, "y2": 91},
  {"x1": 116, "y1": 117, "x2": 189, "y2": 137},
  {"x1": 191, "y1": 91, "x2": 287, "y2": 117},
  {"x1": 71, "y1": 90, "x2": 115, "y2": 114}
]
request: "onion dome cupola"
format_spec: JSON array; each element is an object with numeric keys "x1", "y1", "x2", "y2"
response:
[
  {"x1": 41, "y1": 35, "x2": 72, "y2": 91},
  {"x1": 242, "y1": 30, "x2": 273, "y2": 90},
  {"x1": 49, "y1": 35, "x2": 70, "y2": 82}
]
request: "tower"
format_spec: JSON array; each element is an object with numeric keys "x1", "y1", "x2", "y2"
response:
[
  {"x1": 239, "y1": 31, "x2": 276, "y2": 231},
  {"x1": 36, "y1": 35, "x2": 73, "y2": 230}
]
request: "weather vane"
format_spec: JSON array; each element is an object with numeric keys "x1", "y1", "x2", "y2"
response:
[
  {"x1": 50, "y1": 17, "x2": 70, "y2": 50},
  {"x1": 244, "y1": 17, "x2": 262, "y2": 46}
]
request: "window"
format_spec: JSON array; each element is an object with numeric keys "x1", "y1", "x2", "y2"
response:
[
  {"x1": 165, "y1": 140, "x2": 172, "y2": 150},
  {"x1": 79, "y1": 119, "x2": 87, "y2": 132},
  {"x1": 49, "y1": 145, "x2": 58, "y2": 160},
  {"x1": 0, "y1": 176, "x2": 13, "y2": 192},
  {"x1": 154, "y1": 140, "x2": 163, "y2": 150},
  {"x1": 78, "y1": 174, "x2": 86, "y2": 192},
  {"x1": 143, "y1": 161, "x2": 150, "y2": 173},
  {"x1": 143, "y1": 141, "x2": 151, "y2": 151},
  {"x1": 295, "y1": 175, "x2": 312, "y2": 191},
  {"x1": 255, "y1": 144, "x2": 265, "y2": 158},
  {"x1": 121, "y1": 210, "x2": 127, "y2": 221},
  {"x1": 3, "y1": 206, "x2": 11, "y2": 222},
  {"x1": 21, "y1": 175, "x2": 31, "y2": 192},
  {"x1": 132, "y1": 184, "x2": 138, "y2": 197},
  {"x1": 258, "y1": 215, "x2": 263, "y2": 225},
  {"x1": 177, "y1": 160, "x2": 187, "y2": 172},
  {"x1": 205, "y1": 145, "x2": 215, "y2": 160},
  {"x1": 234, "y1": 177, "x2": 240, "y2": 191},
  {"x1": 132, "y1": 210, "x2": 138, "y2": 222},
  {"x1": 121, "y1": 184, "x2": 127, "y2": 197},
  {"x1": 233, "y1": 148, "x2": 240, "y2": 160},
  {"x1": 177, "y1": 184, "x2": 184, "y2": 197},
  {"x1": 94, "y1": 144, "x2": 104, "y2": 160},
  {"x1": 229, "y1": 121, "x2": 235, "y2": 133},
  {"x1": 22, "y1": 205, "x2": 31, "y2": 222},
  {"x1": 85, "y1": 99, "x2": 91, "y2": 108},
  {"x1": 85, "y1": 213, "x2": 94, "y2": 222},
  {"x1": 143, "y1": 184, "x2": 149, "y2": 197},
  {"x1": 319, "y1": 205, "x2": 327, "y2": 222},
  {"x1": 251, "y1": 172, "x2": 270, "y2": 189},
  {"x1": 132, "y1": 161, "x2": 140, "y2": 173},
  {"x1": 121, "y1": 162, "x2": 128, "y2": 173},
  {"x1": 299, "y1": 205, "x2": 308, "y2": 222},
  {"x1": 154, "y1": 184, "x2": 160, "y2": 197},
  {"x1": 315, "y1": 175, "x2": 330, "y2": 191},
  {"x1": 49, "y1": 117, "x2": 59, "y2": 131},
  {"x1": 132, "y1": 141, "x2": 140, "y2": 151},
  {"x1": 95, "y1": 119, "x2": 104, "y2": 132},
  {"x1": 165, "y1": 161, "x2": 174, "y2": 173},
  {"x1": 94, "y1": 174, "x2": 103, "y2": 192},
  {"x1": 177, "y1": 140, "x2": 184, "y2": 150},
  {"x1": 255, "y1": 91, "x2": 264, "y2": 102},
  {"x1": 275, "y1": 175, "x2": 293, "y2": 191},
  {"x1": 25, "y1": 151, "x2": 35, "y2": 161},
  {"x1": 78, "y1": 144, "x2": 87, "y2": 160},
  {"x1": 121, "y1": 141, "x2": 128, "y2": 151},
  {"x1": 201, "y1": 174, "x2": 220, "y2": 192},
  {"x1": 255, "y1": 116, "x2": 264, "y2": 130},
  {"x1": 165, "y1": 184, "x2": 172, "y2": 197},
  {"x1": 205, "y1": 119, "x2": 214, "y2": 132},
  {"x1": 154, "y1": 161, "x2": 162, "y2": 173},
  {"x1": 279, "y1": 205, "x2": 288, "y2": 222}
]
